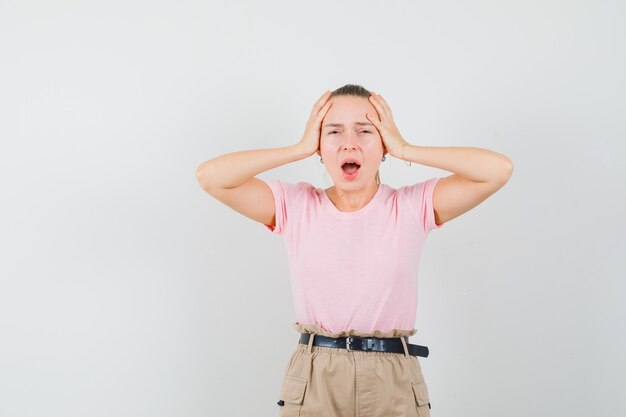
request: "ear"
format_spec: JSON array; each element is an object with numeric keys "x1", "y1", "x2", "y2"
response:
[{"x1": 378, "y1": 136, "x2": 388, "y2": 156}]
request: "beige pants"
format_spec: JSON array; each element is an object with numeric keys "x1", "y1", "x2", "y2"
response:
[{"x1": 277, "y1": 322, "x2": 432, "y2": 417}]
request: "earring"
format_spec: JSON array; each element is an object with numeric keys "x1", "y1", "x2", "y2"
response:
[
  {"x1": 381, "y1": 155, "x2": 386, "y2": 162},
  {"x1": 320, "y1": 157, "x2": 324, "y2": 164}
]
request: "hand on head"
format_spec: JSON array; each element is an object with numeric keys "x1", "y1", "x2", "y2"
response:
[{"x1": 297, "y1": 91, "x2": 333, "y2": 157}]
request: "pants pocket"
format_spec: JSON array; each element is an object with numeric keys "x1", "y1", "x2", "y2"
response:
[
  {"x1": 278, "y1": 374, "x2": 308, "y2": 417},
  {"x1": 411, "y1": 378, "x2": 431, "y2": 417}
]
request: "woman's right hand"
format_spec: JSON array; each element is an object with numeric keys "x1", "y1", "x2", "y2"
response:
[{"x1": 297, "y1": 90, "x2": 333, "y2": 157}]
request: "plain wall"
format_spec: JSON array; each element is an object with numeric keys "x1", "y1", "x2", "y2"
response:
[{"x1": 1, "y1": 0, "x2": 625, "y2": 416}]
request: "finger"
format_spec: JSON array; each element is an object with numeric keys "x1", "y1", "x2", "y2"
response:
[
  {"x1": 375, "y1": 94, "x2": 393, "y2": 116},
  {"x1": 315, "y1": 101, "x2": 333, "y2": 124},
  {"x1": 315, "y1": 90, "x2": 332, "y2": 108},
  {"x1": 365, "y1": 113, "x2": 382, "y2": 131},
  {"x1": 371, "y1": 93, "x2": 393, "y2": 118},
  {"x1": 310, "y1": 90, "x2": 332, "y2": 117},
  {"x1": 368, "y1": 95, "x2": 389, "y2": 121}
]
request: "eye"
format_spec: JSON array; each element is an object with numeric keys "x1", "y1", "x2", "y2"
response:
[
  {"x1": 329, "y1": 130, "x2": 339, "y2": 134},
  {"x1": 360, "y1": 130, "x2": 372, "y2": 134}
]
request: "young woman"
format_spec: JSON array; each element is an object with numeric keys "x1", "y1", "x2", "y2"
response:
[{"x1": 196, "y1": 84, "x2": 513, "y2": 417}]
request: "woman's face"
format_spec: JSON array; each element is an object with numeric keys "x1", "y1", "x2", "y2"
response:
[{"x1": 318, "y1": 95, "x2": 386, "y2": 188}]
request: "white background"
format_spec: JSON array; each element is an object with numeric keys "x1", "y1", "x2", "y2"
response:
[{"x1": 1, "y1": 1, "x2": 624, "y2": 416}]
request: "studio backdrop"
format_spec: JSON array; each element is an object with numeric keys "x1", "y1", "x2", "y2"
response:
[{"x1": 0, "y1": 1, "x2": 624, "y2": 416}]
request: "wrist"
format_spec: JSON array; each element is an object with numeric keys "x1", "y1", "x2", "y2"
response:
[
  {"x1": 396, "y1": 142, "x2": 413, "y2": 166},
  {"x1": 292, "y1": 143, "x2": 316, "y2": 159},
  {"x1": 391, "y1": 141, "x2": 409, "y2": 158}
]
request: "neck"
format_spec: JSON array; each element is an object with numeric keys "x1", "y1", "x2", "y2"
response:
[{"x1": 327, "y1": 183, "x2": 379, "y2": 211}]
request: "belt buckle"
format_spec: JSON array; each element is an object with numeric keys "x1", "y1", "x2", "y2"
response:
[
  {"x1": 346, "y1": 336, "x2": 377, "y2": 351},
  {"x1": 346, "y1": 336, "x2": 355, "y2": 351}
]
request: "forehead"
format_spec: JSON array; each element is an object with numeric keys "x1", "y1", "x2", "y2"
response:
[{"x1": 323, "y1": 95, "x2": 376, "y2": 123}]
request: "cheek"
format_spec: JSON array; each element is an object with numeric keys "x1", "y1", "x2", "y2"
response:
[
  {"x1": 365, "y1": 135, "x2": 384, "y2": 147},
  {"x1": 321, "y1": 135, "x2": 341, "y2": 147},
  {"x1": 319, "y1": 137, "x2": 336, "y2": 155}
]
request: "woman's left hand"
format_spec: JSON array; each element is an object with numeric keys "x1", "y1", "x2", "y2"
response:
[{"x1": 366, "y1": 93, "x2": 409, "y2": 159}]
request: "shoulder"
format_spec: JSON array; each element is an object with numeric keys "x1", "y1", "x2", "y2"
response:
[
  {"x1": 391, "y1": 178, "x2": 441, "y2": 214},
  {"x1": 395, "y1": 178, "x2": 439, "y2": 195},
  {"x1": 263, "y1": 179, "x2": 319, "y2": 202}
]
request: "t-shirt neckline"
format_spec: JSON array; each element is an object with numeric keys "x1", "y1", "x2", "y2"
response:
[{"x1": 322, "y1": 184, "x2": 384, "y2": 218}]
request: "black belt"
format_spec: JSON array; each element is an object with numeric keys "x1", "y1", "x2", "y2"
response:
[{"x1": 299, "y1": 333, "x2": 429, "y2": 357}]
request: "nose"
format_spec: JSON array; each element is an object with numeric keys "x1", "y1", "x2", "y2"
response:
[{"x1": 342, "y1": 132, "x2": 358, "y2": 150}]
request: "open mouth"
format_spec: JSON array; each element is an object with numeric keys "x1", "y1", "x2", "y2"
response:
[{"x1": 341, "y1": 162, "x2": 361, "y2": 175}]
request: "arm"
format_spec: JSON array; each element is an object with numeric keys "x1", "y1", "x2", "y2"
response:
[
  {"x1": 195, "y1": 144, "x2": 310, "y2": 190},
  {"x1": 195, "y1": 90, "x2": 332, "y2": 189},
  {"x1": 195, "y1": 145, "x2": 311, "y2": 227},
  {"x1": 366, "y1": 92, "x2": 513, "y2": 226},
  {"x1": 400, "y1": 145, "x2": 513, "y2": 225},
  {"x1": 195, "y1": 91, "x2": 333, "y2": 227}
]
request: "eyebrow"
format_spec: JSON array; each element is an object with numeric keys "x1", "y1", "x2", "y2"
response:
[{"x1": 323, "y1": 122, "x2": 374, "y2": 129}]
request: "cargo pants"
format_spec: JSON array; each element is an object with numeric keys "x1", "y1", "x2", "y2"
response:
[{"x1": 277, "y1": 322, "x2": 432, "y2": 417}]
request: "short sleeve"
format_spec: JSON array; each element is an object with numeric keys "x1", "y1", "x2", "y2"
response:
[
  {"x1": 261, "y1": 179, "x2": 286, "y2": 235},
  {"x1": 399, "y1": 177, "x2": 444, "y2": 234},
  {"x1": 261, "y1": 179, "x2": 310, "y2": 235}
]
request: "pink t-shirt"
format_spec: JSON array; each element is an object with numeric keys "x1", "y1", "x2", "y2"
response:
[{"x1": 262, "y1": 177, "x2": 443, "y2": 334}]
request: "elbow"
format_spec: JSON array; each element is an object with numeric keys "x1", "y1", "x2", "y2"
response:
[
  {"x1": 195, "y1": 164, "x2": 204, "y2": 183},
  {"x1": 195, "y1": 165, "x2": 204, "y2": 181},
  {"x1": 195, "y1": 162, "x2": 213, "y2": 189},
  {"x1": 497, "y1": 157, "x2": 514, "y2": 184}
]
